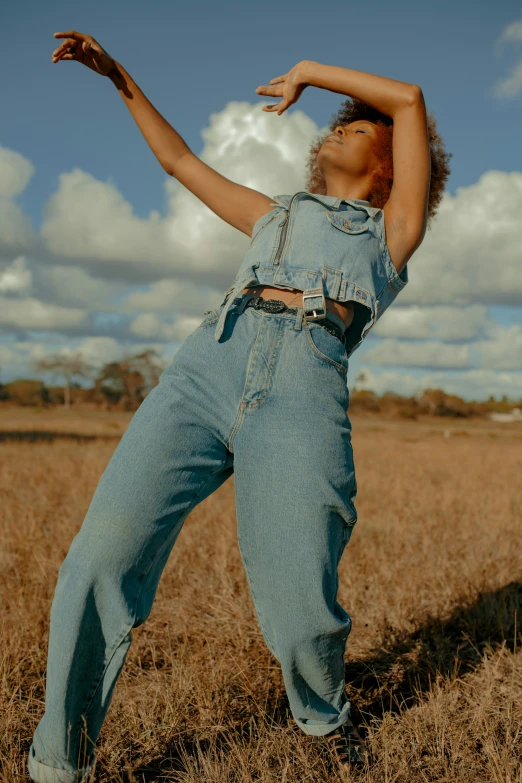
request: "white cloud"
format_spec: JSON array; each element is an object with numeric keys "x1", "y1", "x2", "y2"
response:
[
  {"x1": 0, "y1": 256, "x2": 32, "y2": 294},
  {"x1": 122, "y1": 278, "x2": 219, "y2": 315},
  {"x1": 475, "y1": 323, "x2": 522, "y2": 370},
  {"x1": 373, "y1": 304, "x2": 493, "y2": 341},
  {"x1": 399, "y1": 170, "x2": 522, "y2": 306},
  {"x1": 353, "y1": 366, "x2": 522, "y2": 402},
  {"x1": 129, "y1": 313, "x2": 202, "y2": 341},
  {"x1": 363, "y1": 321, "x2": 522, "y2": 372},
  {"x1": 0, "y1": 147, "x2": 36, "y2": 257},
  {"x1": 363, "y1": 339, "x2": 473, "y2": 369},
  {"x1": 0, "y1": 100, "x2": 521, "y2": 401},
  {"x1": 0, "y1": 297, "x2": 87, "y2": 330},
  {"x1": 38, "y1": 100, "x2": 324, "y2": 289},
  {"x1": 492, "y1": 60, "x2": 522, "y2": 98},
  {"x1": 40, "y1": 265, "x2": 124, "y2": 310},
  {"x1": 497, "y1": 19, "x2": 522, "y2": 44},
  {"x1": 492, "y1": 18, "x2": 522, "y2": 98}
]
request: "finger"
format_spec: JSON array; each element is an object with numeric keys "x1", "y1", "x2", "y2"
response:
[
  {"x1": 256, "y1": 85, "x2": 282, "y2": 96},
  {"x1": 269, "y1": 74, "x2": 287, "y2": 84},
  {"x1": 52, "y1": 40, "x2": 72, "y2": 57},
  {"x1": 53, "y1": 30, "x2": 86, "y2": 41}
]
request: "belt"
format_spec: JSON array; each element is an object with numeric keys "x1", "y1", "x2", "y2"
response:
[{"x1": 241, "y1": 296, "x2": 346, "y2": 343}]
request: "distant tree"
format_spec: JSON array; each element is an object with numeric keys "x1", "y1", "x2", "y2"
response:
[
  {"x1": 34, "y1": 353, "x2": 97, "y2": 409},
  {"x1": 352, "y1": 370, "x2": 368, "y2": 393},
  {"x1": 3, "y1": 379, "x2": 49, "y2": 406},
  {"x1": 126, "y1": 349, "x2": 165, "y2": 393},
  {"x1": 94, "y1": 349, "x2": 166, "y2": 410}
]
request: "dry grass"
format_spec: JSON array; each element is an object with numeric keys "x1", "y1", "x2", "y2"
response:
[{"x1": 1, "y1": 408, "x2": 521, "y2": 782}]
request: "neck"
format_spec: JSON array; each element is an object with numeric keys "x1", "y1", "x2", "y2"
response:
[{"x1": 324, "y1": 173, "x2": 373, "y2": 203}]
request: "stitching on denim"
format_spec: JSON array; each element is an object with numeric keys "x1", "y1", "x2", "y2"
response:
[
  {"x1": 303, "y1": 322, "x2": 348, "y2": 376},
  {"x1": 226, "y1": 315, "x2": 264, "y2": 450},
  {"x1": 250, "y1": 211, "x2": 279, "y2": 247}
]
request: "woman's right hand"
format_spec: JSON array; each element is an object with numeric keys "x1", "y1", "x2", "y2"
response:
[{"x1": 51, "y1": 30, "x2": 116, "y2": 77}]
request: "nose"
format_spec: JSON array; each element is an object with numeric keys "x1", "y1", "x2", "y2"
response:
[{"x1": 333, "y1": 126, "x2": 345, "y2": 138}]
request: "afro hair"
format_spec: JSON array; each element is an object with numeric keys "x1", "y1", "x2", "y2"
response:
[{"x1": 305, "y1": 96, "x2": 452, "y2": 231}]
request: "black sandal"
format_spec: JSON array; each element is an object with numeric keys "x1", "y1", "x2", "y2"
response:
[{"x1": 314, "y1": 716, "x2": 369, "y2": 772}]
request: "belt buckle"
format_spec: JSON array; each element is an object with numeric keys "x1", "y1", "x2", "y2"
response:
[{"x1": 302, "y1": 288, "x2": 327, "y2": 321}]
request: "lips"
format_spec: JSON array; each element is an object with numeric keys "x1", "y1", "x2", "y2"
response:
[{"x1": 325, "y1": 135, "x2": 342, "y2": 144}]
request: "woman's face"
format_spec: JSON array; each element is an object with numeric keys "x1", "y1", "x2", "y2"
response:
[{"x1": 317, "y1": 120, "x2": 380, "y2": 188}]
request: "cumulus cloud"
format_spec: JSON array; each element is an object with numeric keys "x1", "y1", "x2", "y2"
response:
[
  {"x1": 37, "y1": 101, "x2": 323, "y2": 290},
  {"x1": 0, "y1": 296, "x2": 87, "y2": 331},
  {"x1": 475, "y1": 323, "x2": 522, "y2": 370},
  {"x1": 0, "y1": 256, "x2": 32, "y2": 294},
  {"x1": 129, "y1": 313, "x2": 203, "y2": 341},
  {"x1": 0, "y1": 148, "x2": 36, "y2": 258},
  {"x1": 373, "y1": 304, "x2": 494, "y2": 341},
  {"x1": 363, "y1": 340, "x2": 473, "y2": 370},
  {"x1": 0, "y1": 99, "x2": 521, "y2": 399},
  {"x1": 38, "y1": 265, "x2": 124, "y2": 310},
  {"x1": 353, "y1": 366, "x2": 522, "y2": 402},
  {"x1": 398, "y1": 169, "x2": 522, "y2": 307},
  {"x1": 492, "y1": 18, "x2": 522, "y2": 98},
  {"x1": 363, "y1": 322, "x2": 522, "y2": 372},
  {"x1": 122, "y1": 278, "x2": 219, "y2": 315}
]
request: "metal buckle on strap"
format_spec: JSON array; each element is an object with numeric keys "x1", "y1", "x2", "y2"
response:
[{"x1": 302, "y1": 288, "x2": 327, "y2": 321}]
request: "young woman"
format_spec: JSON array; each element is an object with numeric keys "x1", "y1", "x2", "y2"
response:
[{"x1": 28, "y1": 31, "x2": 451, "y2": 782}]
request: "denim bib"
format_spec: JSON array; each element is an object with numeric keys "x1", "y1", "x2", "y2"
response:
[{"x1": 213, "y1": 190, "x2": 408, "y2": 359}]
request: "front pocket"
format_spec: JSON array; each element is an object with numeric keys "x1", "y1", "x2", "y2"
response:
[
  {"x1": 326, "y1": 210, "x2": 370, "y2": 234},
  {"x1": 303, "y1": 321, "x2": 348, "y2": 376}
]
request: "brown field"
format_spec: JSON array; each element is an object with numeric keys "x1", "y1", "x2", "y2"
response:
[{"x1": 1, "y1": 407, "x2": 521, "y2": 782}]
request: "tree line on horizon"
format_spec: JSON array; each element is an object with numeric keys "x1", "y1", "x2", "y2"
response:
[{"x1": 0, "y1": 356, "x2": 520, "y2": 419}]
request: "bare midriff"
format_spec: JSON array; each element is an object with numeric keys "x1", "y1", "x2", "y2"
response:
[{"x1": 240, "y1": 285, "x2": 355, "y2": 330}]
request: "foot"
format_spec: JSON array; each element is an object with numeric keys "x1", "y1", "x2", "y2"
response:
[{"x1": 314, "y1": 716, "x2": 369, "y2": 773}]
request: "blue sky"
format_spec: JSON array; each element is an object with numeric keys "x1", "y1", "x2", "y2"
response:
[{"x1": 1, "y1": 0, "x2": 521, "y2": 400}]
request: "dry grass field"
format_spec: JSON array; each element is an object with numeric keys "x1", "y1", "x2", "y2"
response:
[{"x1": 1, "y1": 406, "x2": 521, "y2": 782}]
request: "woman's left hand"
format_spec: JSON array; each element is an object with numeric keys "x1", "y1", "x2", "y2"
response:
[{"x1": 255, "y1": 61, "x2": 311, "y2": 115}]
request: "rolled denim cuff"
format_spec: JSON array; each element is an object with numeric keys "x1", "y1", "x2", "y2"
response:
[
  {"x1": 28, "y1": 743, "x2": 96, "y2": 783},
  {"x1": 292, "y1": 694, "x2": 352, "y2": 737}
]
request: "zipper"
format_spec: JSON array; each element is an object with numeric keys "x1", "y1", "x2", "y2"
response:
[
  {"x1": 250, "y1": 212, "x2": 279, "y2": 247},
  {"x1": 272, "y1": 193, "x2": 299, "y2": 266}
]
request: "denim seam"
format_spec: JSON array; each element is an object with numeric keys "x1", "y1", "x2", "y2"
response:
[
  {"x1": 250, "y1": 211, "x2": 279, "y2": 248},
  {"x1": 225, "y1": 314, "x2": 264, "y2": 450},
  {"x1": 302, "y1": 322, "x2": 348, "y2": 376}
]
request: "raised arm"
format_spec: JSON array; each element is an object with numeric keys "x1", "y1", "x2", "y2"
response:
[
  {"x1": 51, "y1": 31, "x2": 273, "y2": 238},
  {"x1": 298, "y1": 62, "x2": 431, "y2": 274},
  {"x1": 108, "y1": 60, "x2": 273, "y2": 237}
]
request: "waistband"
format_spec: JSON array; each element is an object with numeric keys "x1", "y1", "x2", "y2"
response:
[
  {"x1": 227, "y1": 292, "x2": 348, "y2": 336},
  {"x1": 213, "y1": 265, "x2": 350, "y2": 343}
]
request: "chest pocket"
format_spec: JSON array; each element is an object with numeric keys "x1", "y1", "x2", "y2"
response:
[{"x1": 326, "y1": 210, "x2": 371, "y2": 235}]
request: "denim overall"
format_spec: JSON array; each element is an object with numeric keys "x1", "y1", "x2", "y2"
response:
[
  {"x1": 213, "y1": 190, "x2": 408, "y2": 357},
  {"x1": 28, "y1": 192, "x2": 409, "y2": 782}
]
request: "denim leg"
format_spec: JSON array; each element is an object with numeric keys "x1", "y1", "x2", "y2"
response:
[
  {"x1": 27, "y1": 353, "x2": 234, "y2": 782},
  {"x1": 231, "y1": 315, "x2": 357, "y2": 736}
]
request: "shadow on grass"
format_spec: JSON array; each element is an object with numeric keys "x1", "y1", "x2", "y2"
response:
[
  {"x1": 114, "y1": 582, "x2": 521, "y2": 780},
  {"x1": 344, "y1": 580, "x2": 522, "y2": 723},
  {"x1": 0, "y1": 431, "x2": 121, "y2": 443}
]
